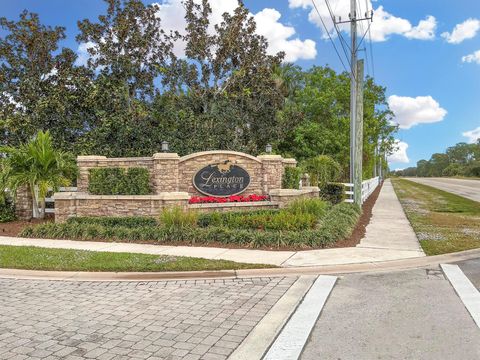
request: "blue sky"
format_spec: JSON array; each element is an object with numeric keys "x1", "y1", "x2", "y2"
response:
[{"x1": 2, "y1": 0, "x2": 480, "y2": 169}]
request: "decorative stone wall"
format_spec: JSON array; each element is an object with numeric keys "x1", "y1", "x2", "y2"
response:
[
  {"x1": 76, "y1": 151, "x2": 297, "y2": 197},
  {"x1": 52, "y1": 150, "x2": 302, "y2": 222},
  {"x1": 269, "y1": 187, "x2": 320, "y2": 208},
  {"x1": 54, "y1": 192, "x2": 190, "y2": 223}
]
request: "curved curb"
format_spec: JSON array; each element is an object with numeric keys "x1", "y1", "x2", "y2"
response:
[{"x1": 1, "y1": 248, "x2": 480, "y2": 282}]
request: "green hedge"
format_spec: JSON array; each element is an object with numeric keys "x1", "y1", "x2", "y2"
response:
[
  {"x1": 198, "y1": 210, "x2": 317, "y2": 231},
  {"x1": 282, "y1": 167, "x2": 302, "y2": 189},
  {"x1": 67, "y1": 216, "x2": 157, "y2": 227},
  {"x1": 320, "y1": 183, "x2": 345, "y2": 204},
  {"x1": 0, "y1": 201, "x2": 15, "y2": 223},
  {"x1": 88, "y1": 167, "x2": 151, "y2": 195},
  {"x1": 20, "y1": 203, "x2": 361, "y2": 249}
]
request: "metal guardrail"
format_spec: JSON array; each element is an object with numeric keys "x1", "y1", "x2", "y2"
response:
[
  {"x1": 343, "y1": 176, "x2": 380, "y2": 204},
  {"x1": 44, "y1": 187, "x2": 77, "y2": 214}
]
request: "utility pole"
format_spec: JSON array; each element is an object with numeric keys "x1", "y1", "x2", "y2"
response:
[
  {"x1": 354, "y1": 59, "x2": 364, "y2": 205},
  {"x1": 349, "y1": 0, "x2": 357, "y2": 186},
  {"x1": 335, "y1": 1, "x2": 372, "y2": 205}
]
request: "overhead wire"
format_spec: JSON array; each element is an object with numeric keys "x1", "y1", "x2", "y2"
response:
[{"x1": 310, "y1": 0, "x2": 353, "y2": 77}]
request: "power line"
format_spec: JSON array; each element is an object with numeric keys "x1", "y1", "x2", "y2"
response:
[
  {"x1": 324, "y1": 0, "x2": 352, "y2": 71},
  {"x1": 365, "y1": 0, "x2": 375, "y2": 78},
  {"x1": 310, "y1": 0, "x2": 352, "y2": 76}
]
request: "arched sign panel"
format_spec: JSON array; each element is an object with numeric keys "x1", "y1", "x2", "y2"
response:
[{"x1": 193, "y1": 160, "x2": 251, "y2": 196}]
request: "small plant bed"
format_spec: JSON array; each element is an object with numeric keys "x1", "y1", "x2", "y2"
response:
[
  {"x1": 392, "y1": 179, "x2": 480, "y2": 255},
  {"x1": 0, "y1": 245, "x2": 272, "y2": 272},
  {"x1": 20, "y1": 198, "x2": 362, "y2": 250},
  {"x1": 189, "y1": 194, "x2": 269, "y2": 204}
]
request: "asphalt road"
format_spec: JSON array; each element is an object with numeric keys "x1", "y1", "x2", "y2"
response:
[
  {"x1": 301, "y1": 266, "x2": 480, "y2": 360},
  {"x1": 404, "y1": 177, "x2": 480, "y2": 202}
]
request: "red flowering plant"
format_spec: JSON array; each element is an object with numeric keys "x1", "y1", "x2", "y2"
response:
[{"x1": 189, "y1": 194, "x2": 270, "y2": 204}]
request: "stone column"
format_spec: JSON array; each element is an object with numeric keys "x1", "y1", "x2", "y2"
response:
[
  {"x1": 14, "y1": 185, "x2": 33, "y2": 220},
  {"x1": 258, "y1": 155, "x2": 284, "y2": 194},
  {"x1": 77, "y1": 156, "x2": 107, "y2": 192},
  {"x1": 152, "y1": 153, "x2": 180, "y2": 194}
]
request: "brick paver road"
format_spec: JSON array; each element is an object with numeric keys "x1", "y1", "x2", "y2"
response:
[{"x1": 0, "y1": 277, "x2": 296, "y2": 360}]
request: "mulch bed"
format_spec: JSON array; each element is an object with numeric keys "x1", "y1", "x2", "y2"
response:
[
  {"x1": 0, "y1": 218, "x2": 53, "y2": 237},
  {"x1": 327, "y1": 180, "x2": 383, "y2": 248},
  {"x1": 0, "y1": 186, "x2": 383, "y2": 250}
]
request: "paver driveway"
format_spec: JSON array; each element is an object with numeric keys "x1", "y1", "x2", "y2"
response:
[{"x1": 0, "y1": 277, "x2": 296, "y2": 360}]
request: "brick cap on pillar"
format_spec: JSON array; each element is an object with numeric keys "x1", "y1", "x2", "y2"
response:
[
  {"x1": 77, "y1": 155, "x2": 107, "y2": 161},
  {"x1": 282, "y1": 158, "x2": 297, "y2": 165},
  {"x1": 152, "y1": 152, "x2": 180, "y2": 159},
  {"x1": 257, "y1": 155, "x2": 283, "y2": 161}
]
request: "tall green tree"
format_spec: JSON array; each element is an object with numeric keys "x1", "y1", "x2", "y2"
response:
[
  {"x1": 0, "y1": 11, "x2": 93, "y2": 152},
  {"x1": 276, "y1": 66, "x2": 396, "y2": 179}
]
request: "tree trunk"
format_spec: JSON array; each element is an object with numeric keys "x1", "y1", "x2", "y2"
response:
[
  {"x1": 30, "y1": 184, "x2": 41, "y2": 219},
  {"x1": 39, "y1": 198, "x2": 46, "y2": 219}
]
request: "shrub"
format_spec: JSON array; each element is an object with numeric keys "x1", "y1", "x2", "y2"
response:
[
  {"x1": 20, "y1": 202, "x2": 361, "y2": 248},
  {"x1": 198, "y1": 209, "x2": 318, "y2": 231},
  {"x1": 282, "y1": 167, "x2": 302, "y2": 189},
  {"x1": 67, "y1": 216, "x2": 158, "y2": 227},
  {"x1": 319, "y1": 183, "x2": 345, "y2": 204},
  {"x1": 286, "y1": 198, "x2": 329, "y2": 218},
  {"x1": 159, "y1": 207, "x2": 198, "y2": 229},
  {"x1": 302, "y1": 155, "x2": 342, "y2": 187},
  {"x1": 88, "y1": 167, "x2": 151, "y2": 195},
  {"x1": 0, "y1": 201, "x2": 16, "y2": 223}
]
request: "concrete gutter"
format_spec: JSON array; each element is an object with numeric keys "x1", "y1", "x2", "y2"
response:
[{"x1": 1, "y1": 248, "x2": 480, "y2": 282}]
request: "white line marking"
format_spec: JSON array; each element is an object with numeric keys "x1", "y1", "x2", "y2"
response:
[
  {"x1": 263, "y1": 275, "x2": 337, "y2": 360},
  {"x1": 441, "y1": 264, "x2": 480, "y2": 328}
]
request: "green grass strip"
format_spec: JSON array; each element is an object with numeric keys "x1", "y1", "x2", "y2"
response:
[
  {"x1": 391, "y1": 178, "x2": 480, "y2": 255},
  {"x1": 0, "y1": 245, "x2": 273, "y2": 272}
]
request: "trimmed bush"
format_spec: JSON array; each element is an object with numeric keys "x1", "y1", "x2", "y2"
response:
[
  {"x1": 320, "y1": 183, "x2": 345, "y2": 204},
  {"x1": 199, "y1": 210, "x2": 317, "y2": 231},
  {"x1": 67, "y1": 216, "x2": 158, "y2": 227},
  {"x1": 20, "y1": 203, "x2": 361, "y2": 249},
  {"x1": 302, "y1": 155, "x2": 341, "y2": 187},
  {"x1": 0, "y1": 201, "x2": 15, "y2": 223},
  {"x1": 88, "y1": 167, "x2": 151, "y2": 195},
  {"x1": 282, "y1": 167, "x2": 302, "y2": 189}
]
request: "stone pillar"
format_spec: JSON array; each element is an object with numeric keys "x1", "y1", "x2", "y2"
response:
[
  {"x1": 77, "y1": 156, "x2": 107, "y2": 192},
  {"x1": 14, "y1": 185, "x2": 33, "y2": 220},
  {"x1": 153, "y1": 153, "x2": 180, "y2": 194},
  {"x1": 258, "y1": 155, "x2": 284, "y2": 194},
  {"x1": 282, "y1": 158, "x2": 297, "y2": 168}
]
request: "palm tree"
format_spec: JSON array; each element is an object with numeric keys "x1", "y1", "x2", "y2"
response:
[{"x1": 1, "y1": 130, "x2": 77, "y2": 218}]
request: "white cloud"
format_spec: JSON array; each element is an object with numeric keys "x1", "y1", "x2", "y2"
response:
[
  {"x1": 404, "y1": 15, "x2": 437, "y2": 40},
  {"x1": 253, "y1": 8, "x2": 316, "y2": 62},
  {"x1": 462, "y1": 127, "x2": 480, "y2": 143},
  {"x1": 388, "y1": 140, "x2": 409, "y2": 164},
  {"x1": 288, "y1": 1, "x2": 436, "y2": 42},
  {"x1": 388, "y1": 95, "x2": 447, "y2": 129},
  {"x1": 153, "y1": 0, "x2": 316, "y2": 62},
  {"x1": 441, "y1": 18, "x2": 480, "y2": 44},
  {"x1": 462, "y1": 50, "x2": 480, "y2": 64}
]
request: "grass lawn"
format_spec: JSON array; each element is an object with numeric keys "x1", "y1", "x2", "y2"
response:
[
  {"x1": 0, "y1": 245, "x2": 273, "y2": 272},
  {"x1": 391, "y1": 178, "x2": 480, "y2": 255}
]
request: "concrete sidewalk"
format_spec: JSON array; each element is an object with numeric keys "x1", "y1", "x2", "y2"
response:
[{"x1": 0, "y1": 180, "x2": 424, "y2": 267}]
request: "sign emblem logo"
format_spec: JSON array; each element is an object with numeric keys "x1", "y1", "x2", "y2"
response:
[{"x1": 193, "y1": 160, "x2": 251, "y2": 196}]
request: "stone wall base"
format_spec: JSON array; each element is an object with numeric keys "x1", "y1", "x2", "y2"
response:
[
  {"x1": 54, "y1": 192, "x2": 190, "y2": 223},
  {"x1": 269, "y1": 187, "x2": 320, "y2": 208},
  {"x1": 54, "y1": 187, "x2": 320, "y2": 222}
]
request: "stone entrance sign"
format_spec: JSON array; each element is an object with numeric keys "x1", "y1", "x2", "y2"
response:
[{"x1": 193, "y1": 160, "x2": 251, "y2": 196}]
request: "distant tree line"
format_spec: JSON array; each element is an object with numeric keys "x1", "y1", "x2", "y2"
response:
[
  {"x1": 391, "y1": 140, "x2": 480, "y2": 178},
  {"x1": 0, "y1": 0, "x2": 397, "y2": 181}
]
